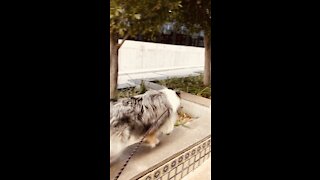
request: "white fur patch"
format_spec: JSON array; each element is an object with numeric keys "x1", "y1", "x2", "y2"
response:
[
  {"x1": 159, "y1": 88, "x2": 181, "y2": 134},
  {"x1": 160, "y1": 88, "x2": 181, "y2": 112}
]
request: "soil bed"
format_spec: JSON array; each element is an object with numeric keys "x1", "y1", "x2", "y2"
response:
[{"x1": 153, "y1": 74, "x2": 211, "y2": 99}]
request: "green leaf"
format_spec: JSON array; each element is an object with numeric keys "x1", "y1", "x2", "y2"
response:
[{"x1": 110, "y1": 0, "x2": 182, "y2": 37}]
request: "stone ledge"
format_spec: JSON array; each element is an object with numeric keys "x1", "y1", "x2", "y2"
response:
[
  {"x1": 143, "y1": 81, "x2": 211, "y2": 108},
  {"x1": 135, "y1": 136, "x2": 211, "y2": 180},
  {"x1": 110, "y1": 95, "x2": 211, "y2": 180},
  {"x1": 179, "y1": 91, "x2": 210, "y2": 108}
]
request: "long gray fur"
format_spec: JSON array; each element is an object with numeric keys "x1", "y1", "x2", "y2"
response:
[{"x1": 110, "y1": 89, "x2": 172, "y2": 141}]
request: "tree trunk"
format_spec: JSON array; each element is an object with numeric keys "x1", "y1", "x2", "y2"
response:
[
  {"x1": 172, "y1": 31, "x2": 177, "y2": 45},
  {"x1": 110, "y1": 32, "x2": 119, "y2": 99},
  {"x1": 203, "y1": 33, "x2": 211, "y2": 86}
]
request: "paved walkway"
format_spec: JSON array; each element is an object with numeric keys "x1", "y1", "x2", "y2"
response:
[
  {"x1": 183, "y1": 157, "x2": 211, "y2": 180},
  {"x1": 117, "y1": 67, "x2": 204, "y2": 89}
]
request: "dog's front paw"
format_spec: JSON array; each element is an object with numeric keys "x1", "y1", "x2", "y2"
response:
[
  {"x1": 146, "y1": 138, "x2": 160, "y2": 148},
  {"x1": 155, "y1": 138, "x2": 160, "y2": 145},
  {"x1": 148, "y1": 143, "x2": 156, "y2": 148},
  {"x1": 161, "y1": 125, "x2": 174, "y2": 135}
]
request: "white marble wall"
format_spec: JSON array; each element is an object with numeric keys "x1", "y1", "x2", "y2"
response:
[{"x1": 118, "y1": 40, "x2": 205, "y2": 75}]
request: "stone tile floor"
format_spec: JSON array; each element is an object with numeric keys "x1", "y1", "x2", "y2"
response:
[{"x1": 182, "y1": 157, "x2": 211, "y2": 180}]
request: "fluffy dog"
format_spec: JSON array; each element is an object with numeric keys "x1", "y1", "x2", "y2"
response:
[{"x1": 110, "y1": 88, "x2": 181, "y2": 164}]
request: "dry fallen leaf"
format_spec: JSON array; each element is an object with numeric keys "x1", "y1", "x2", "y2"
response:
[{"x1": 175, "y1": 111, "x2": 193, "y2": 126}]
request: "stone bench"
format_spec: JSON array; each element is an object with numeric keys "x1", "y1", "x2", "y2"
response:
[{"x1": 110, "y1": 82, "x2": 211, "y2": 180}]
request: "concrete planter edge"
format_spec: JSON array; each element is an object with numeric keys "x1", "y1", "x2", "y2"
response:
[{"x1": 143, "y1": 81, "x2": 211, "y2": 107}]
